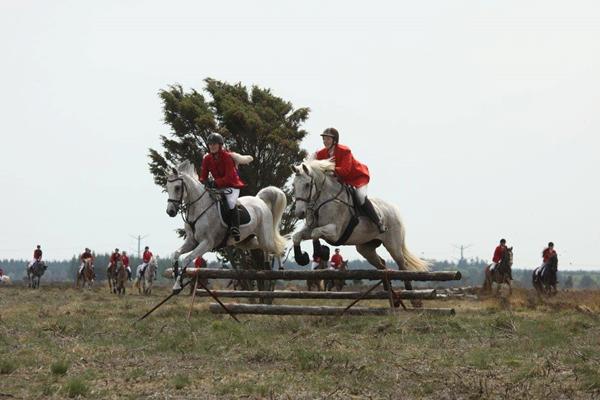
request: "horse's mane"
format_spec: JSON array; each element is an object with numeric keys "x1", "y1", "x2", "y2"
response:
[{"x1": 302, "y1": 158, "x2": 335, "y2": 177}]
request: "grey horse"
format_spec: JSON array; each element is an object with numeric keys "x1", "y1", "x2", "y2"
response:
[
  {"x1": 165, "y1": 160, "x2": 287, "y2": 292},
  {"x1": 291, "y1": 159, "x2": 428, "y2": 304}
]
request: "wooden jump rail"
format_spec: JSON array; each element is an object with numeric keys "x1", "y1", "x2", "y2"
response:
[
  {"x1": 209, "y1": 303, "x2": 456, "y2": 316},
  {"x1": 195, "y1": 289, "x2": 437, "y2": 300},
  {"x1": 181, "y1": 268, "x2": 461, "y2": 281},
  {"x1": 169, "y1": 268, "x2": 463, "y2": 318}
]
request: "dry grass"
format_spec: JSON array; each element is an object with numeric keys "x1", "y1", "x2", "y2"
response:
[{"x1": 0, "y1": 284, "x2": 599, "y2": 399}]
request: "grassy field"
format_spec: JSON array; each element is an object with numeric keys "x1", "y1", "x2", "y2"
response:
[{"x1": 1, "y1": 283, "x2": 599, "y2": 399}]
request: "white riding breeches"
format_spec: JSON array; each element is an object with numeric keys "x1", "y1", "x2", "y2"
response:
[
  {"x1": 355, "y1": 185, "x2": 368, "y2": 205},
  {"x1": 136, "y1": 263, "x2": 148, "y2": 277},
  {"x1": 225, "y1": 188, "x2": 240, "y2": 209}
]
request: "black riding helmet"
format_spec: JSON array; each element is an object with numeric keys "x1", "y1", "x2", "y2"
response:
[
  {"x1": 320, "y1": 127, "x2": 339, "y2": 144},
  {"x1": 207, "y1": 132, "x2": 224, "y2": 145}
]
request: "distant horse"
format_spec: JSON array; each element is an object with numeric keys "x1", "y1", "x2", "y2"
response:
[
  {"x1": 325, "y1": 260, "x2": 348, "y2": 292},
  {"x1": 0, "y1": 275, "x2": 12, "y2": 285},
  {"x1": 76, "y1": 259, "x2": 94, "y2": 289},
  {"x1": 27, "y1": 261, "x2": 47, "y2": 289},
  {"x1": 307, "y1": 260, "x2": 326, "y2": 292},
  {"x1": 135, "y1": 257, "x2": 157, "y2": 295},
  {"x1": 482, "y1": 247, "x2": 514, "y2": 295},
  {"x1": 292, "y1": 159, "x2": 429, "y2": 306},
  {"x1": 165, "y1": 160, "x2": 287, "y2": 292},
  {"x1": 106, "y1": 262, "x2": 118, "y2": 294},
  {"x1": 533, "y1": 253, "x2": 558, "y2": 296},
  {"x1": 115, "y1": 262, "x2": 127, "y2": 295}
]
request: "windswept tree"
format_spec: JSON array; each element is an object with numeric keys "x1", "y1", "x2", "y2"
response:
[{"x1": 148, "y1": 79, "x2": 310, "y2": 290}]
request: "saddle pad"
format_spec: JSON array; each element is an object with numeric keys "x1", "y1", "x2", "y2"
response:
[{"x1": 218, "y1": 200, "x2": 251, "y2": 227}]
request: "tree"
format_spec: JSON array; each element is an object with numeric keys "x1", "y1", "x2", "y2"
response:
[
  {"x1": 578, "y1": 274, "x2": 597, "y2": 289},
  {"x1": 148, "y1": 79, "x2": 310, "y2": 293},
  {"x1": 563, "y1": 275, "x2": 573, "y2": 289}
]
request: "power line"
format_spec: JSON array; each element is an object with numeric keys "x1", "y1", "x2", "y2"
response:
[
  {"x1": 452, "y1": 244, "x2": 473, "y2": 262},
  {"x1": 129, "y1": 234, "x2": 149, "y2": 259}
]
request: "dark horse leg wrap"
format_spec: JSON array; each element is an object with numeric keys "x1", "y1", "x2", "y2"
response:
[{"x1": 294, "y1": 245, "x2": 310, "y2": 266}]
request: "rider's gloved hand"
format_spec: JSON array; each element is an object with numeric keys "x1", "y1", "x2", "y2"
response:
[{"x1": 204, "y1": 179, "x2": 216, "y2": 189}]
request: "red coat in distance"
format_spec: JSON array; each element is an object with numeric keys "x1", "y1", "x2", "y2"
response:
[{"x1": 143, "y1": 250, "x2": 153, "y2": 263}]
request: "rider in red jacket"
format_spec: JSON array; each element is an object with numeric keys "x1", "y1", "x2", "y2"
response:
[
  {"x1": 200, "y1": 133, "x2": 246, "y2": 241},
  {"x1": 329, "y1": 248, "x2": 344, "y2": 270},
  {"x1": 491, "y1": 239, "x2": 507, "y2": 272},
  {"x1": 315, "y1": 128, "x2": 386, "y2": 233}
]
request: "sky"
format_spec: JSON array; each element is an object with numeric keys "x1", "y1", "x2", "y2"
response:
[{"x1": 1, "y1": 1, "x2": 599, "y2": 270}]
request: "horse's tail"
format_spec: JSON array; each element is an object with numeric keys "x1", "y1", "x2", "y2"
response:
[
  {"x1": 257, "y1": 186, "x2": 288, "y2": 255},
  {"x1": 400, "y1": 235, "x2": 429, "y2": 272}
]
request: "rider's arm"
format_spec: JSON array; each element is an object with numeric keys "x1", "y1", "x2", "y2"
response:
[
  {"x1": 199, "y1": 154, "x2": 210, "y2": 184},
  {"x1": 334, "y1": 148, "x2": 353, "y2": 179}
]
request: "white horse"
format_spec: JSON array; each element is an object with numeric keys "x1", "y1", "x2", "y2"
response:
[
  {"x1": 291, "y1": 159, "x2": 428, "y2": 304},
  {"x1": 0, "y1": 275, "x2": 11, "y2": 285},
  {"x1": 135, "y1": 256, "x2": 157, "y2": 295},
  {"x1": 165, "y1": 160, "x2": 287, "y2": 292}
]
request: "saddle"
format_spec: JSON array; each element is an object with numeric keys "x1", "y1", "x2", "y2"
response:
[{"x1": 217, "y1": 198, "x2": 251, "y2": 227}]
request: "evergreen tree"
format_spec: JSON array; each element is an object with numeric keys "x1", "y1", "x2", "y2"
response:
[{"x1": 148, "y1": 79, "x2": 310, "y2": 293}]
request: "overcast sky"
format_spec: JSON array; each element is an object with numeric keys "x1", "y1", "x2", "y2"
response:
[{"x1": 1, "y1": 1, "x2": 599, "y2": 270}]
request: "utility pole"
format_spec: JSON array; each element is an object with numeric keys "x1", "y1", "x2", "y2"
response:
[
  {"x1": 452, "y1": 244, "x2": 473, "y2": 264},
  {"x1": 130, "y1": 234, "x2": 149, "y2": 259}
]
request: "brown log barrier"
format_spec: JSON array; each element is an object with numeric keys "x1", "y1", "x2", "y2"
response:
[
  {"x1": 209, "y1": 303, "x2": 456, "y2": 316},
  {"x1": 195, "y1": 289, "x2": 437, "y2": 300},
  {"x1": 179, "y1": 268, "x2": 461, "y2": 282}
]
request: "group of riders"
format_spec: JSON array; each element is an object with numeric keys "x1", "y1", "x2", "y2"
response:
[
  {"x1": 22, "y1": 245, "x2": 157, "y2": 283},
  {"x1": 490, "y1": 238, "x2": 559, "y2": 284},
  {"x1": 17, "y1": 128, "x2": 561, "y2": 290},
  {"x1": 200, "y1": 127, "x2": 385, "y2": 242}
]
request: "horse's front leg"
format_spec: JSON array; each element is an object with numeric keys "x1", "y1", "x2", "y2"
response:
[
  {"x1": 310, "y1": 224, "x2": 339, "y2": 243},
  {"x1": 292, "y1": 226, "x2": 313, "y2": 266},
  {"x1": 172, "y1": 240, "x2": 211, "y2": 294},
  {"x1": 172, "y1": 225, "x2": 198, "y2": 269}
]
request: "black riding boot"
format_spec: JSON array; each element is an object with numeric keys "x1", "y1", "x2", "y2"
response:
[
  {"x1": 362, "y1": 197, "x2": 387, "y2": 233},
  {"x1": 230, "y1": 206, "x2": 241, "y2": 241}
]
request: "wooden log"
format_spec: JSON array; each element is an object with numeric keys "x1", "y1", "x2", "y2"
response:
[
  {"x1": 209, "y1": 303, "x2": 456, "y2": 316},
  {"x1": 196, "y1": 289, "x2": 437, "y2": 300},
  {"x1": 175, "y1": 268, "x2": 461, "y2": 281}
]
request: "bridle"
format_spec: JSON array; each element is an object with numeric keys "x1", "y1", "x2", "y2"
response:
[
  {"x1": 295, "y1": 172, "x2": 354, "y2": 227},
  {"x1": 167, "y1": 176, "x2": 215, "y2": 233}
]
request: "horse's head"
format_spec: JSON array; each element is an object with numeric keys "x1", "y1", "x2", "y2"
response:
[
  {"x1": 502, "y1": 246, "x2": 514, "y2": 267},
  {"x1": 165, "y1": 160, "x2": 197, "y2": 217},
  {"x1": 292, "y1": 159, "x2": 335, "y2": 219}
]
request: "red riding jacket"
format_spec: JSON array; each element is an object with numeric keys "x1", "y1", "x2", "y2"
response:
[
  {"x1": 33, "y1": 249, "x2": 42, "y2": 260},
  {"x1": 330, "y1": 254, "x2": 344, "y2": 269},
  {"x1": 492, "y1": 245, "x2": 506, "y2": 263},
  {"x1": 122, "y1": 255, "x2": 129, "y2": 267},
  {"x1": 315, "y1": 144, "x2": 370, "y2": 188},
  {"x1": 110, "y1": 252, "x2": 121, "y2": 265},
  {"x1": 143, "y1": 250, "x2": 153, "y2": 263},
  {"x1": 542, "y1": 248, "x2": 556, "y2": 263},
  {"x1": 200, "y1": 150, "x2": 245, "y2": 189},
  {"x1": 194, "y1": 257, "x2": 206, "y2": 268}
]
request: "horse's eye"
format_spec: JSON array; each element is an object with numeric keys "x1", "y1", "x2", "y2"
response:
[
  {"x1": 175, "y1": 186, "x2": 180, "y2": 192},
  {"x1": 304, "y1": 183, "x2": 310, "y2": 189}
]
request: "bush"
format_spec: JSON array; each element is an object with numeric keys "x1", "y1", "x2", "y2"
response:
[
  {"x1": 50, "y1": 360, "x2": 69, "y2": 375},
  {"x1": 65, "y1": 377, "x2": 88, "y2": 398},
  {"x1": 0, "y1": 359, "x2": 17, "y2": 374}
]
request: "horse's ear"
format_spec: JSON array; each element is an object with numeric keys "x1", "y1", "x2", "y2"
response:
[
  {"x1": 302, "y1": 163, "x2": 310, "y2": 176},
  {"x1": 291, "y1": 165, "x2": 299, "y2": 175},
  {"x1": 171, "y1": 167, "x2": 178, "y2": 175},
  {"x1": 509, "y1": 246, "x2": 513, "y2": 251}
]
